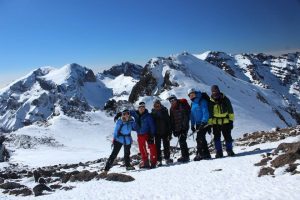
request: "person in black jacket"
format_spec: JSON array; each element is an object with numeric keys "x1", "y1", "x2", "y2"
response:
[
  {"x1": 168, "y1": 95, "x2": 191, "y2": 163},
  {"x1": 151, "y1": 99, "x2": 173, "y2": 166}
]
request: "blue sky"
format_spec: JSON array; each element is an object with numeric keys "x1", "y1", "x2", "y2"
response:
[{"x1": 1, "y1": 0, "x2": 300, "y2": 87}]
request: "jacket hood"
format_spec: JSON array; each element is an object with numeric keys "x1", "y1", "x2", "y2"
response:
[{"x1": 192, "y1": 91, "x2": 202, "y2": 102}]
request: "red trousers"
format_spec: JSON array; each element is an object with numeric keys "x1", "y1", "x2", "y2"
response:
[{"x1": 137, "y1": 134, "x2": 157, "y2": 165}]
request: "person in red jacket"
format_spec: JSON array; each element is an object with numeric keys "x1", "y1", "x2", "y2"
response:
[{"x1": 168, "y1": 95, "x2": 191, "y2": 163}]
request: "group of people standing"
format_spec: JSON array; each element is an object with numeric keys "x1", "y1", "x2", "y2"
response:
[{"x1": 103, "y1": 85, "x2": 235, "y2": 173}]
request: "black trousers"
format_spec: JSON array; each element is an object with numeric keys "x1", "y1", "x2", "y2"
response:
[
  {"x1": 196, "y1": 128, "x2": 210, "y2": 156},
  {"x1": 155, "y1": 135, "x2": 170, "y2": 161},
  {"x1": 212, "y1": 124, "x2": 233, "y2": 151},
  {"x1": 104, "y1": 140, "x2": 131, "y2": 171},
  {"x1": 178, "y1": 132, "x2": 189, "y2": 158}
]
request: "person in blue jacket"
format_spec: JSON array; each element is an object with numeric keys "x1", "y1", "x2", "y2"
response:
[
  {"x1": 188, "y1": 88, "x2": 212, "y2": 161},
  {"x1": 104, "y1": 109, "x2": 136, "y2": 173},
  {"x1": 115, "y1": 102, "x2": 157, "y2": 168},
  {"x1": 130, "y1": 102, "x2": 157, "y2": 168}
]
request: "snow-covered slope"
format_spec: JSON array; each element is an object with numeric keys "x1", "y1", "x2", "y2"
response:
[
  {"x1": 1, "y1": 126, "x2": 300, "y2": 200},
  {"x1": 129, "y1": 53, "x2": 298, "y2": 138},
  {"x1": 0, "y1": 63, "x2": 112, "y2": 132},
  {"x1": 195, "y1": 51, "x2": 300, "y2": 123}
]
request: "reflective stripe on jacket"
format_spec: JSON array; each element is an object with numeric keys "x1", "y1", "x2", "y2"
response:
[{"x1": 209, "y1": 93, "x2": 234, "y2": 125}]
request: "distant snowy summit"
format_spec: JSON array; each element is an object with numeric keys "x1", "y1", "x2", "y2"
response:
[
  {"x1": 196, "y1": 51, "x2": 300, "y2": 95},
  {"x1": 0, "y1": 51, "x2": 299, "y2": 135},
  {"x1": 0, "y1": 63, "x2": 112, "y2": 132}
]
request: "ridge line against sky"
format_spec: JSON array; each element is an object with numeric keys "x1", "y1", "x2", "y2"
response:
[{"x1": 0, "y1": 0, "x2": 300, "y2": 88}]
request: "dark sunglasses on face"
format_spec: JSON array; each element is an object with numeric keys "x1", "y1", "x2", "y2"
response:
[
  {"x1": 169, "y1": 99, "x2": 176, "y2": 103},
  {"x1": 188, "y1": 92, "x2": 195, "y2": 97},
  {"x1": 122, "y1": 112, "x2": 130, "y2": 116}
]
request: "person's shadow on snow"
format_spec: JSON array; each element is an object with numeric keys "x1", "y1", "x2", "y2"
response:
[{"x1": 234, "y1": 148, "x2": 273, "y2": 157}]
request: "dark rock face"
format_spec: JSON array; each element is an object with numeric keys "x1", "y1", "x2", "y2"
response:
[
  {"x1": 271, "y1": 142, "x2": 300, "y2": 168},
  {"x1": 0, "y1": 182, "x2": 26, "y2": 190},
  {"x1": 236, "y1": 126, "x2": 300, "y2": 146},
  {"x1": 0, "y1": 172, "x2": 19, "y2": 179},
  {"x1": 255, "y1": 140, "x2": 300, "y2": 177},
  {"x1": 204, "y1": 51, "x2": 236, "y2": 77},
  {"x1": 9, "y1": 187, "x2": 32, "y2": 196},
  {"x1": 258, "y1": 167, "x2": 275, "y2": 177},
  {"x1": 84, "y1": 69, "x2": 97, "y2": 82},
  {"x1": 162, "y1": 70, "x2": 179, "y2": 91},
  {"x1": 129, "y1": 73, "x2": 157, "y2": 103},
  {"x1": 106, "y1": 173, "x2": 135, "y2": 182},
  {"x1": 61, "y1": 186, "x2": 76, "y2": 191},
  {"x1": 50, "y1": 184, "x2": 63, "y2": 190},
  {"x1": 97, "y1": 172, "x2": 135, "y2": 182},
  {"x1": 33, "y1": 184, "x2": 52, "y2": 196},
  {"x1": 69, "y1": 170, "x2": 98, "y2": 182},
  {"x1": 61, "y1": 172, "x2": 80, "y2": 183},
  {"x1": 254, "y1": 157, "x2": 272, "y2": 166},
  {"x1": 102, "y1": 62, "x2": 143, "y2": 79}
]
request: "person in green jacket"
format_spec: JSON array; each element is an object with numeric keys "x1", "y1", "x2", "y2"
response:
[{"x1": 209, "y1": 85, "x2": 235, "y2": 158}]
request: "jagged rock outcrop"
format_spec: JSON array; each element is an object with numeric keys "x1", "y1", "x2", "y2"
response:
[{"x1": 102, "y1": 62, "x2": 143, "y2": 79}]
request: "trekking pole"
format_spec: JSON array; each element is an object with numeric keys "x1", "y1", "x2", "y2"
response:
[{"x1": 172, "y1": 134, "x2": 181, "y2": 158}]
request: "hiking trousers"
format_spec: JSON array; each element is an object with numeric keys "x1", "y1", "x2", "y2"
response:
[
  {"x1": 105, "y1": 140, "x2": 131, "y2": 171},
  {"x1": 137, "y1": 134, "x2": 157, "y2": 166},
  {"x1": 212, "y1": 123, "x2": 233, "y2": 151},
  {"x1": 155, "y1": 134, "x2": 171, "y2": 161}
]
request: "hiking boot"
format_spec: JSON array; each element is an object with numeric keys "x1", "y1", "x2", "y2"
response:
[
  {"x1": 165, "y1": 158, "x2": 173, "y2": 165},
  {"x1": 126, "y1": 165, "x2": 135, "y2": 171},
  {"x1": 227, "y1": 150, "x2": 235, "y2": 157},
  {"x1": 194, "y1": 155, "x2": 202, "y2": 161},
  {"x1": 139, "y1": 160, "x2": 150, "y2": 168},
  {"x1": 202, "y1": 154, "x2": 211, "y2": 160},
  {"x1": 150, "y1": 163, "x2": 157, "y2": 169},
  {"x1": 177, "y1": 157, "x2": 190, "y2": 163},
  {"x1": 215, "y1": 151, "x2": 224, "y2": 158},
  {"x1": 157, "y1": 161, "x2": 163, "y2": 167}
]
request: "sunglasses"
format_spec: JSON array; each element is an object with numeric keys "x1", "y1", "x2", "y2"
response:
[
  {"x1": 169, "y1": 99, "x2": 176, "y2": 103},
  {"x1": 122, "y1": 112, "x2": 130, "y2": 116}
]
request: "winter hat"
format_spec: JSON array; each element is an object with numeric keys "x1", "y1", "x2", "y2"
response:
[
  {"x1": 153, "y1": 98, "x2": 161, "y2": 105},
  {"x1": 188, "y1": 88, "x2": 197, "y2": 96},
  {"x1": 121, "y1": 109, "x2": 130, "y2": 115},
  {"x1": 167, "y1": 94, "x2": 177, "y2": 102},
  {"x1": 138, "y1": 102, "x2": 146, "y2": 108},
  {"x1": 211, "y1": 85, "x2": 220, "y2": 93}
]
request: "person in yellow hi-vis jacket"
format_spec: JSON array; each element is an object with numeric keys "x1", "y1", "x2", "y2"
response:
[{"x1": 209, "y1": 85, "x2": 235, "y2": 158}]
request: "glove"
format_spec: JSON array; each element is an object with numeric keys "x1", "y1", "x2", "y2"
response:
[
  {"x1": 191, "y1": 126, "x2": 196, "y2": 133},
  {"x1": 228, "y1": 121, "x2": 233, "y2": 130},
  {"x1": 114, "y1": 112, "x2": 122, "y2": 122},
  {"x1": 147, "y1": 135, "x2": 155, "y2": 144}
]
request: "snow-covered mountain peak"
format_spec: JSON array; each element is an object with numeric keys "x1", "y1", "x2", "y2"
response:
[
  {"x1": 128, "y1": 52, "x2": 299, "y2": 136},
  {"x1": 42, "y1": 63, "x2": 96, "y2": 86},
  {"x1": 0, "y1": 64, "x2": 111, "y2": 132}
]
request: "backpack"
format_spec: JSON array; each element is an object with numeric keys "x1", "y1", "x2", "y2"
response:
[
  {"x1": 191, "y1": 92, "x2": 213, "y2": 118},
  {"x1": 178, "y1": 98, "x2": 191, "y2": 112}
]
